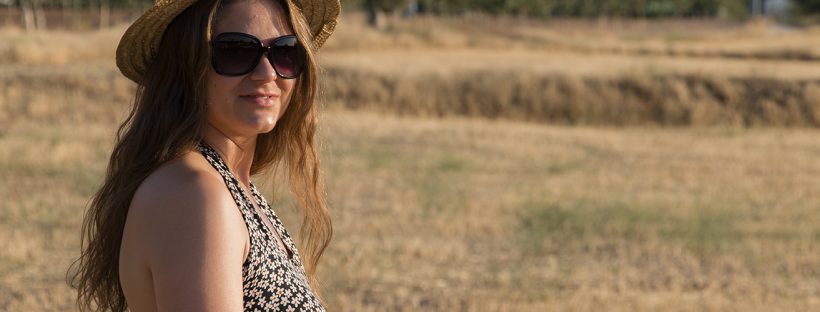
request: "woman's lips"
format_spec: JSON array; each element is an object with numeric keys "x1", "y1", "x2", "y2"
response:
[{"x1": 240, "y1": 95, "x2": 278, "y2": 107}]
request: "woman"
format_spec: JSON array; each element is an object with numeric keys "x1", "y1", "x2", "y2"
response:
[{"x1": 68, "y1": 0, "x2": 339, "y2": 310}]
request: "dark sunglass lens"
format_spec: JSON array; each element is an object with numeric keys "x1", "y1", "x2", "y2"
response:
[
  {"x1": 270, "y1": 37, "x2": 305, "y2": 79},
  {"x1": 212, "y1": 34, "x2": 260, "y2": 75}
]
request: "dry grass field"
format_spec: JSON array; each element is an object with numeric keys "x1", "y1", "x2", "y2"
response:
[{"x1": 1, "y1": 11, "x2": 820, "y2": 311}]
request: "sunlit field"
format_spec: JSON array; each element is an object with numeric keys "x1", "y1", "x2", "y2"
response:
[{"x1": 1, "y1": 11, "x2": 819, "y2": 311}]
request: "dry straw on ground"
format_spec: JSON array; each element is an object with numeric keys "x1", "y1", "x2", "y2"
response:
[{"x1": 2, "y1": 106, "x2": 819, "y2": 310}]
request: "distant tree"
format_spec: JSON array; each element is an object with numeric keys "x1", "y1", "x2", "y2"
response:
[
  {"x1": 793, "y1": 0, "x2": 820, "y2": 13},
  {"x1": 362, "y1": 0, "x2": 406, "y2": 27},
  {"x1": 20, "y1": 0, "x2": 36, "y2": 31},
  {"x1": 18, "y1": 0, "x2": 45, "y2": 31}
]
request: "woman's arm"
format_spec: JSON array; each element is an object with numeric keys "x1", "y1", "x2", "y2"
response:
[{"x1": 127, "y1": 160, "x2": 247, "y2": 312}]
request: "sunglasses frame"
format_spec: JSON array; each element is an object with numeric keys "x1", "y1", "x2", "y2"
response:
[{"x1": 210, "y1": 32, "x2": 306, "y2": 79}]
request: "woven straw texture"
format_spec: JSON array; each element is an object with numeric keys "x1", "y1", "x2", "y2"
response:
[{"x1": 116, "y1": 0, "x2": 340, "y2": 83}]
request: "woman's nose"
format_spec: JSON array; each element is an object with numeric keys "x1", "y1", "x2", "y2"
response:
[{"x1": 249, "y1": 54, "x2": 278, "y2": 81}]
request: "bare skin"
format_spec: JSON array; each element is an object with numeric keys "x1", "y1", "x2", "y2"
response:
[{"x1": 118, "y1": 0, "x2": 297, "y2": 311}]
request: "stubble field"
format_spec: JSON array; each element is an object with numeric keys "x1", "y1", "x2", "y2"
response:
[{"x1": 1, "y1": 12, "x2": 820, "y2": 311}]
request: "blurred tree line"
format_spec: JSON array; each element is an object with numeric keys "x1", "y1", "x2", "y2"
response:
[
  {"x1": 353, "y1": 0, "x2": 820, "y2": 21},
  {"x1": 793, "y1": 0, "x2": 820, "y2": 13},
  {"x1": 4, "y1": 0, "x2": 807, "y2": 18},
  {"x1": 352, "y1": 0, "x2": 752, "y2": 19},
  {"x1": 5, "y1": 0, "x2": 820, "y2": 17},
  {"x1": 1, "y1": 0, "x2": 145, "y2": 9},
  {"x1": 1, "y1": 0, "x2": 149, "y2": 30},
  {"x1": 4, "y1": 0, "x2": 820, "y2": 30}
]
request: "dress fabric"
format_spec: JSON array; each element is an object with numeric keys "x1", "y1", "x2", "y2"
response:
[{"x1": 197, "y1": 142, "x2": 326, "y2": 311}]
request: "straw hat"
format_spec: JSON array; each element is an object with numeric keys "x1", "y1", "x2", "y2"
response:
[{"x1": 116, "y1": 0, "x2": 340, "y2": 83}]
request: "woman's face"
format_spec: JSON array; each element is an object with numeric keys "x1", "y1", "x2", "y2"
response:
[{"x1": 206, "y1": 0, "x2": 296, "y2": 139}]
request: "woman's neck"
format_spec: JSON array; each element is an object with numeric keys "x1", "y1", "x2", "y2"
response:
[{"x1": 201, "y1": 124, "x2": 256, "y2": 187}]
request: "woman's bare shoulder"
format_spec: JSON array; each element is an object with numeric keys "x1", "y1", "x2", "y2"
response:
[
  {"x1": 122, "y1": 150, "x2": 247, "y2": 310},
  {"x1": 126, "y1": 150, "x2": 246, "y2": 252},
  {"x1": 127, "y1": 150, "x2": 243, "y2": 245},
  {"x1": 133, "y1": 151, "x2": 227, "y2": 205}
]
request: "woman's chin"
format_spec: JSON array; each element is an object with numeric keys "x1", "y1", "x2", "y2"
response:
[
  {"x1": 247, "y1": 119, "x2": 279, "y2": 134},
  {"x1": 235, "y1": 112, "x2": 276, "y2": 132}
]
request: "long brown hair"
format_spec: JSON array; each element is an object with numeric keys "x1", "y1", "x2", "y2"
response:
[{"x1": 68, "y1": 0, "x2": 332, "y2": 310}]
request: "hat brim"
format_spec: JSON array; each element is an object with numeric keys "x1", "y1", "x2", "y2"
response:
[{"x1": 116, "y1": 0, "x2": 340, "y2": 84}]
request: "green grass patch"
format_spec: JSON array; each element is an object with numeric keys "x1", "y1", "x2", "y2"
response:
[
  {"x1": 435, "y1": 155, "x2": 469, "y2": 172},
  {"x1": 517, "y1": 198, "x2": 745, "y2": 256},
  {"x1": 517, "y1": 199, "x2": 665, "y2": 255},
  {"x1": 412, "y1": 173, "x2": 468, "y2": 218},
  {"x1": 659, "y1": 208, "x2": 740, "y2": 255},
  {"x1": 363, "y1": 147, "x2": 400, "y2": 170},
  {"x1": 545, "y1": 160, "x2": 585, "y2": 175}
]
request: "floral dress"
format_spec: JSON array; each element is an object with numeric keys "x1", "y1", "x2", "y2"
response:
[{"x1": 198, "y1": 142, "x2": 326, "y2": 311}]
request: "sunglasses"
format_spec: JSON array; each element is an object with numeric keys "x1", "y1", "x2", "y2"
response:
[{"x1": 211, "y1": 32, "x2": 306, "y2": 79}]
